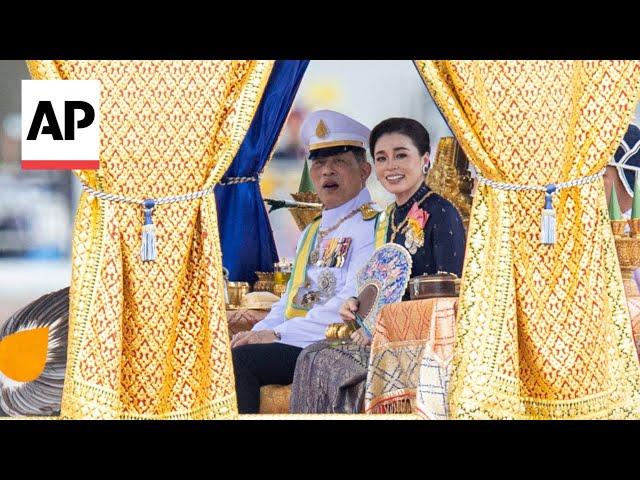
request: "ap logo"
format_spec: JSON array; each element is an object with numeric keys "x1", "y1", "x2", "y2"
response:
[{"x1": 22, "y1": 80, "x2": 100, "y2": 170}]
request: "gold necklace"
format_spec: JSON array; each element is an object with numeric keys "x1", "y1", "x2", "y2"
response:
[
  {"x1": 389, "y1": 192, "x2": 432, "y2": 243},
  {"x1": 309, "y1": 202, "x2": 373, "y2": 264}
]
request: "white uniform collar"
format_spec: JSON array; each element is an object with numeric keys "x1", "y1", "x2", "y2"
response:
[{"x1": 320, "y1": 187, "x2": 372, "y2": 228}]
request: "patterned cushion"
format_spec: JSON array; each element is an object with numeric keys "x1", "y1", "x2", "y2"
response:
[{"x1": 259, "y1": 384, "x2": 292, "y2": 414}]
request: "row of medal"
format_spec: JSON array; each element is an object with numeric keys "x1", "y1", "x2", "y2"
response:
[
  {"x1": 309, "y1": 237, "x2": 352, "y2": 268},
  {"x1": 298, "y1": 237, "x2": 352, "y2": 308}
]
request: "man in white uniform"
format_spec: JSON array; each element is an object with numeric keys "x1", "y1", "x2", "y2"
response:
[{"x1": 231, "y1": 110, "x2": 379, "y2": 413}]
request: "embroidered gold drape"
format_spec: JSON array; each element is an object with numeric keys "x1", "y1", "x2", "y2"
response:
[
  {"x1": 415, "y1": 60, "x2": 640, "y2": 418},
  {"x1": 27, "y1": 61, "x2": 273, "y2": 419}
]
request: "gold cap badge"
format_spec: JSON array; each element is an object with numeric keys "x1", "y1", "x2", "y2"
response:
[{"x1": 316, "y1": 119, "x2": 329, "y2": 138}]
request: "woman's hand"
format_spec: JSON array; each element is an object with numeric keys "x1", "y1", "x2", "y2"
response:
[
  {"x1": 339, "y1": 297, "x2": 359, "y2": 323},
  {"x1": 350, "y1": 327, "x2": 371, "y2": 347}
]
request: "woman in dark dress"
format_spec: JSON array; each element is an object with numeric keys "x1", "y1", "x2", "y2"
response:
[{"x1": 289, "y1": 118, "x2": 466, "y2": 414}]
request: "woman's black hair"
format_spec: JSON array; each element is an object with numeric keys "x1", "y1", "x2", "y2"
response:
[{"x1": 369, "y1": 118, "x2": 430, "y2": 156}]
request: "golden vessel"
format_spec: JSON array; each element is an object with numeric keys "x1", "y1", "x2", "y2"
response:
[
  {"x1": 254, "y1": 272, "x2": 276, "y2": 293},
  {"x1": 227, "y1": 282, "x2": 251, "y2": 309}
]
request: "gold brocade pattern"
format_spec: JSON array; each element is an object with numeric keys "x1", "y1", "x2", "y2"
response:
[
  {"x1": 415, "y1": 60, "x2": 640, "y2": 419},
  {"x1": 27, "y1": 60, "x2": 273, "y2": 419}
]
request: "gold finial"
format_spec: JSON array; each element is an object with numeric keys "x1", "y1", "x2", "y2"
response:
[{"x1": 316, "y1": 119, "x2": 329, "y2": 138}]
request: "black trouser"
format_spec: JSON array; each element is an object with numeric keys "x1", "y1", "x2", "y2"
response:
[{"x1": 232, "y1": 343, "x2": 303, "y2": 413}]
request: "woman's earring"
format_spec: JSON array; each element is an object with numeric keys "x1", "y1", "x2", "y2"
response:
[{"x1": 422, "y1": 163, "x2": 429, "y2": 175}]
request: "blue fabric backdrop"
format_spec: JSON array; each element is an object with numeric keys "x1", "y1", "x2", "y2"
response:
[{"x1": 215, "y1": 60, "x2": 309, "y2": 283}]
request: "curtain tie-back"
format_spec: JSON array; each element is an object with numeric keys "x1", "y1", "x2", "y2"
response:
[
  {"x1": 79, "y1": 180, "x2": 223, "y2": 262},
  {"x1": 218, "y1": 175, "x2": 259, "y2": 186},
  {"x1": 476, "y1": 168, "x2": 606, "y2": 245}
]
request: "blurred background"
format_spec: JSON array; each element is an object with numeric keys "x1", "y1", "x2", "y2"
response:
[
  {"x1": 1, "y1": 60, "x2": 639, "y2": 319},
  {"x1": 0, "y1": 61, "x2": 74, "y2": 319}
]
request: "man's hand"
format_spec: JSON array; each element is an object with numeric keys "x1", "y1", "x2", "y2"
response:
[
  {"x1": 248, "y1": 330, "x2": 279, "y2": 345},
  {"x1": 231, "y1": 331, "x2": 252, "y2": 348},
  {"x1": 231, "y1": 330, "x2": 279, "y2": 348}
]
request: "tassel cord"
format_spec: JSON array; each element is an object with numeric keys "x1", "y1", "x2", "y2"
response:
[{"x1": 476, "y1": 169, "x2": 605, "y2": 246}]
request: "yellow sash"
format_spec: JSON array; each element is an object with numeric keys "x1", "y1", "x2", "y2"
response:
[
  {"x1": 374, "y1": 204, "x2": 393, "y2": 249},
  {"x1": 284, "y1": 219, "x2": 321, "y2": 319}
]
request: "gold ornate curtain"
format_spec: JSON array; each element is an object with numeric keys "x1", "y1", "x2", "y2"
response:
[
  {"x1": 27, "y1": 61, "x2": 273, "y2": 419},
  {"x1": 415, "y1": 60, "x2": 640, "y2": 419}
]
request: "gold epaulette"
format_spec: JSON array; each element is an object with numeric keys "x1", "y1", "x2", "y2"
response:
[{"x1": 360, "y1": 203, "x2": 382, "y2": 221}]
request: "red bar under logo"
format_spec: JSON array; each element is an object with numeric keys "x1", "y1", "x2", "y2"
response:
[{"x1": 22, "y1": 160, "x2": 99, "y2": 170}]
